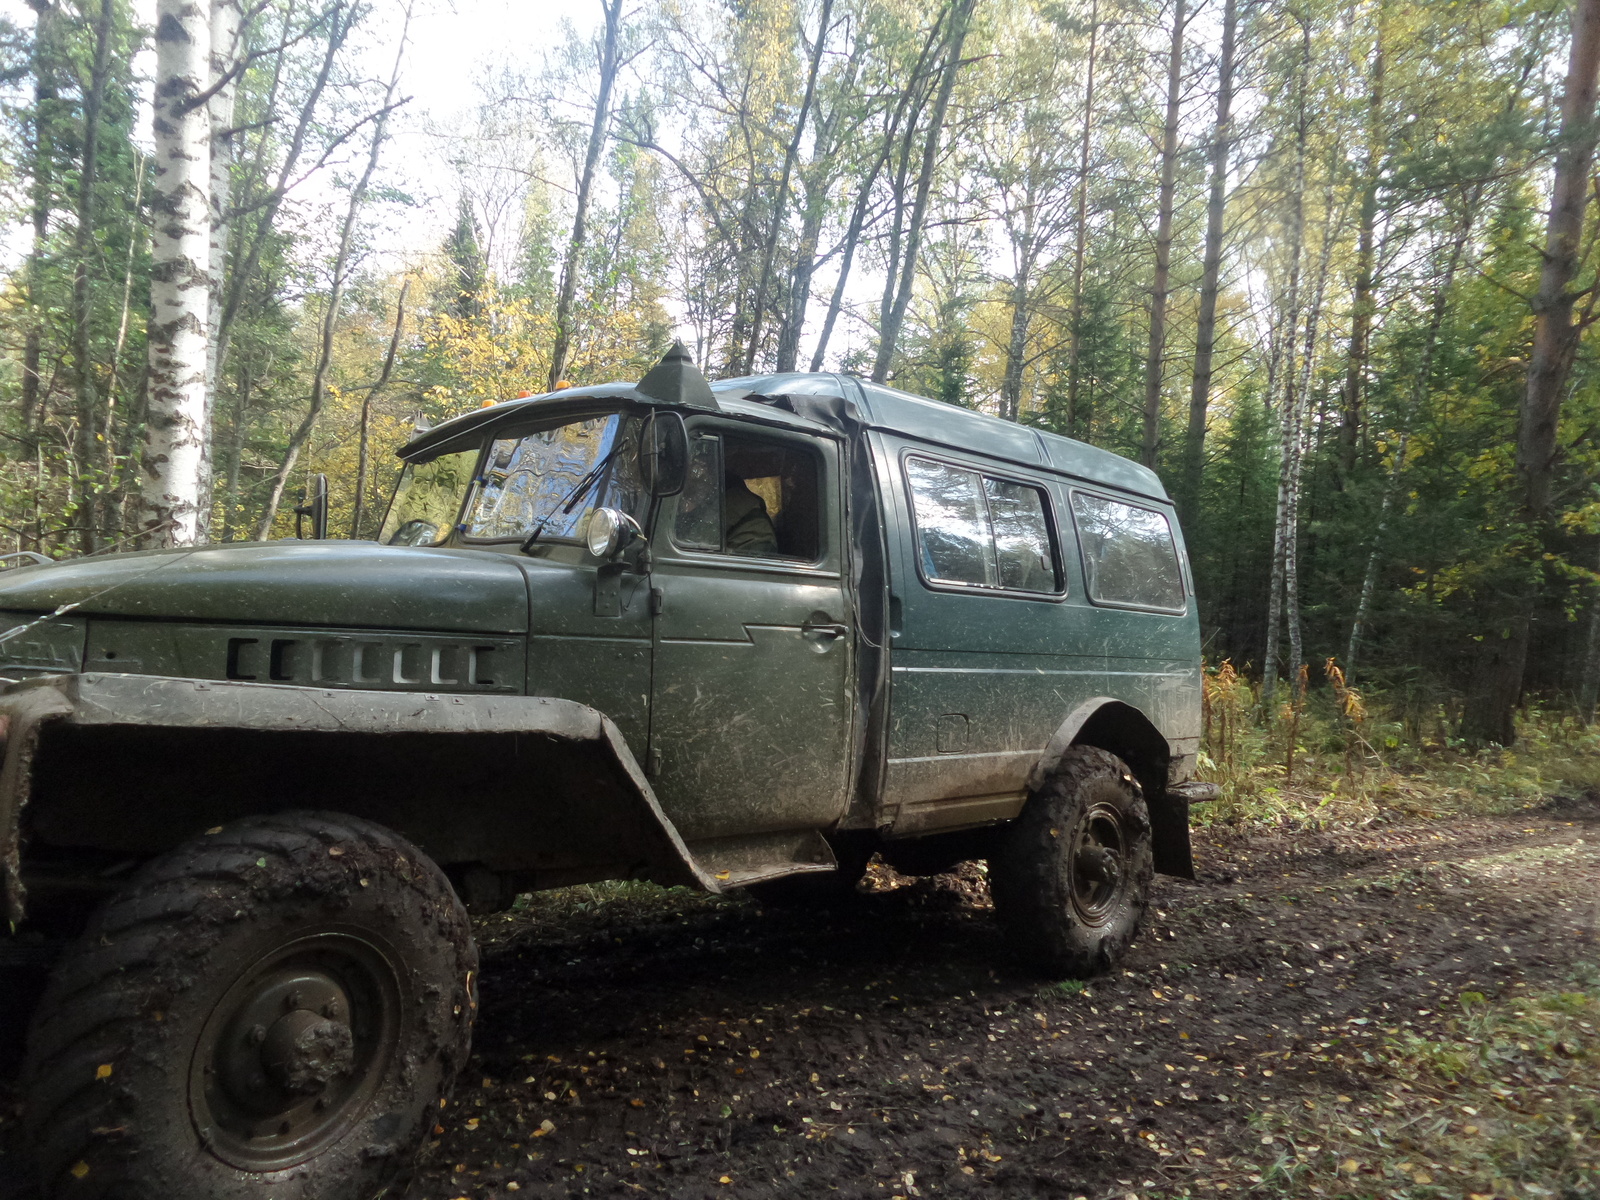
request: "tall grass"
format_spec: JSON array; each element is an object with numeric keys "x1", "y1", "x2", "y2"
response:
[{"x1": 1196, "y1": 661, "x2": 1600, "y2": 829}]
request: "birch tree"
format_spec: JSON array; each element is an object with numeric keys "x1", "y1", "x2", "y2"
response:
[{"x1": 140, "y1": 0, "x2": 212, "y2": 548}]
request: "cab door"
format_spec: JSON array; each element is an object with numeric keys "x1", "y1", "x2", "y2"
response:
[{"x1": 646, "y1": 419, "x2": 853, "y2": 842}]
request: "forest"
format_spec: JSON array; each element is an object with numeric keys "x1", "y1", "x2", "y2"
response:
[{"x1": 1, "y1": 0, "x2": 1597, "y2": 748}]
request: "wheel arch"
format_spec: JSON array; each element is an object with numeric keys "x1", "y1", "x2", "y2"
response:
[
  {"x1": 1, "y1": 673, "x2": 721, "y2": 930},
  {"x1": 1031, "y1": 697, "x2": 1193, "y2": 879}
]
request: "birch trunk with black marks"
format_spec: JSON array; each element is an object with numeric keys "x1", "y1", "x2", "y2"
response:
[
  {"x1": 70, "y1": 0, "x2": 115, "y2": 553},
  {"x1": 1139, "y1": 0, "x2": 1187, "y2": 469},
  {"x1": 141, "y1": 0, "x2": 212, "y2": 548},
  {"x1": 202, "y1": 0, "x2": 242, "y2": 524},
  {"x1": 1337, "y1": 11, "x2": 1385, "y2": 485},
  {"x1": 1282, "y1": 199, "x2": 1338, "y2": 695},
  {"x1": 1261, "y1": 22, "x2": 1310, "y2": 710}
]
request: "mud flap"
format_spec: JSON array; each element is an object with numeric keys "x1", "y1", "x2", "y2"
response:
[{"x1": 1150, "y1": 788, "x2": 1194, "y2": 880}]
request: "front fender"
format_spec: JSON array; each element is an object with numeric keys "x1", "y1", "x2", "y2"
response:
[{"x1": 1, "y1": 672, "x2": 721, "y2": 928}]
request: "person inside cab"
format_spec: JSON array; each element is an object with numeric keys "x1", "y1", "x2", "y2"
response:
[{"x1": 723, "y1": 472, "x2": 778, "y2": 556}]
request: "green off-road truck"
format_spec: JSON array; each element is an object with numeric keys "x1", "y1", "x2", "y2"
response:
[{"x1": 0, "y1": 346, "x2": 1211, "y2": 1199}]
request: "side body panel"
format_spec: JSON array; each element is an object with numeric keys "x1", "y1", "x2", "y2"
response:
[{"x1": 869, "y1": 429, "x2": 1201, "y2": 835}]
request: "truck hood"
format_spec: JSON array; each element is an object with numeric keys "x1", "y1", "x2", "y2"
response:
[{"x1": 0, "y1": 542, "x2": 530, "y2": 634}]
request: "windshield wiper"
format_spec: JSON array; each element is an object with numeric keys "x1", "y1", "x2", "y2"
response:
[{"x1": 519, "y1": 445, "x2": 623, "y2": 553}]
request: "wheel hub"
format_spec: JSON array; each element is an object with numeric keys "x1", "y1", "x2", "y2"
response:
[
  {"x1": 1068, "y1": 802, "x2": 1128, "y2": 924},
  {"x1": 190, "y1": 932, "x2": 402, "y2": 1171},
  {"x1": 260, "y1": 1008, "x2": 355, "y2": 1094}
]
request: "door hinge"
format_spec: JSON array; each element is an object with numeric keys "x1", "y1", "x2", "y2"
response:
[{"x1": 650, "y1": 586, "x2": 664, "y2": 616}]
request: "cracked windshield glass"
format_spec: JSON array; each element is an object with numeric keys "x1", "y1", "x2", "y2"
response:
[
  {"x1": 379, "y1": 449, "x2": 478, "y2": 546},
  {"x1": 468, "y1": 414, "x2": 643, "y2": 541}
]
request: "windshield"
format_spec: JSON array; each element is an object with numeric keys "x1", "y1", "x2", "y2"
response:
[
  {"x1": 379, "y1": 448, "x2": 478, "y2": 546},
  {"x1": 466, "y1": 413, "x2": 643, "y2": 542}
]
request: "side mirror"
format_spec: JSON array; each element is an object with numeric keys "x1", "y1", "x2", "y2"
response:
[
  {"x1": 294, "y1": 474, "x2": 329, "y2": 540},
  {"x1": 639, "y1": 410, "x2": 687, "y2": 497},
  {"x1": 585, "y1": 507, "x2": 643, "y2": 559}
]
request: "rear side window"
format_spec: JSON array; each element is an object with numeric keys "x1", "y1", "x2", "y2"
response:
[
  {"x1": 1070, "y1": 492, "x2": 1185, "y2": 612},
  {"x1": 904, "y1": 456, "x2": 1059, "y2": 594}
]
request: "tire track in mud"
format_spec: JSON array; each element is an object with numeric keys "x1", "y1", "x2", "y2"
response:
[{"x1": 2, "y1": 801, "x2": 1597, "y2": 1199}]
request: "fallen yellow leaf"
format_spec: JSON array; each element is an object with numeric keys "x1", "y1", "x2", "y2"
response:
[
  {"x1": 95, "y1": 1063, "x2": 112, "y2": 1080},
  {"x1": 1340, "y1": 1159, "x2": 1360, "y2": 1175},
  {"x1": 1413, "y1": 1172, "x2": 1432, "y2": 1185},
  {"x1": 630, "y1": 1098, "x2": 646, "y2": 1107},
  {"x1": 719, "y1": 1176, "x2": 732, "y2": 1184},
  {"x1": 70, "y1": 1163, "x2": 90, "y2": 1180}
]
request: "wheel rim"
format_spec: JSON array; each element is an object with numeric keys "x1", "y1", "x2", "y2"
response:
[
  {"x1": 1068, "y1": 801, "x2": 1128, "y2": 925},
  {"x1": 188, "y1": 929, "x2": 404, "y2": 1171}
]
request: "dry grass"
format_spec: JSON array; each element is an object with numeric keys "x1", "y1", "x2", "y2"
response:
[{"x1": 1195, "y1": 663, "x2": 1600, "y2": 832}]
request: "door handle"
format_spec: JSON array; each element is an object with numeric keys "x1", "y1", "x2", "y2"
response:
[{"x1": 802, "y1": 620, "x2": 848, "y2": 639}]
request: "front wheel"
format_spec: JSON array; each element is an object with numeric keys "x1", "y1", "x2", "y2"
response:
[
  {"x1": 988, "y1": 746, "x2": 1153, "y2": 978},
  {"x1": 24, "y1": 812, "x2": 477, "y2": 1200}
]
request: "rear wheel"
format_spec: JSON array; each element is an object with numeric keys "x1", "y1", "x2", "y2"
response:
[
  {"x1": 988, "y1": 746, "x2": 1152, "y2": 978},
  {"x1": 24, "y1": 812, "x2": 477, "y2": 1200}
]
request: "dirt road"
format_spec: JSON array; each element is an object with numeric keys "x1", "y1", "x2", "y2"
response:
[{"x1": 3, "y1": 799, "x2": 1597, "y2": 1199}]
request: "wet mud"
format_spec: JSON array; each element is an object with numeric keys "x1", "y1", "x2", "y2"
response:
[{"x1": 3, "y1": 797, "x2": 1597, "y2": 1199}]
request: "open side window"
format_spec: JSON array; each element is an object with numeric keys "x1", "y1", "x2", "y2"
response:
[{"x1": 672, "y1": 429, "x2": 823, "y2": 563}]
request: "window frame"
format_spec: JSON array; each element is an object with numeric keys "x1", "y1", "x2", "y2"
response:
[
  {"x1": 664, "y1": 418, "x2": 832, "y2": 568},
  {"x1": 1067, "y1": 487, "x2": 1188, "y2": 615},
  {"x1": 899, "y1": 449, "x2": 1067, "y2": 600}
]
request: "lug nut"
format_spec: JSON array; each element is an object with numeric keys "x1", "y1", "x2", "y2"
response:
[{"x1": 248, "y1": 1024, "x2": 267, "y2": 1046}]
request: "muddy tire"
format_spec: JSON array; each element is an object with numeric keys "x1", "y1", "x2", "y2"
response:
[
  {"x1": 988, "y1": 747, "x2": 1152, "y2": 978},
  {"x1": 23, "y1": 812, "x2": 477, "y2": 1200}
]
